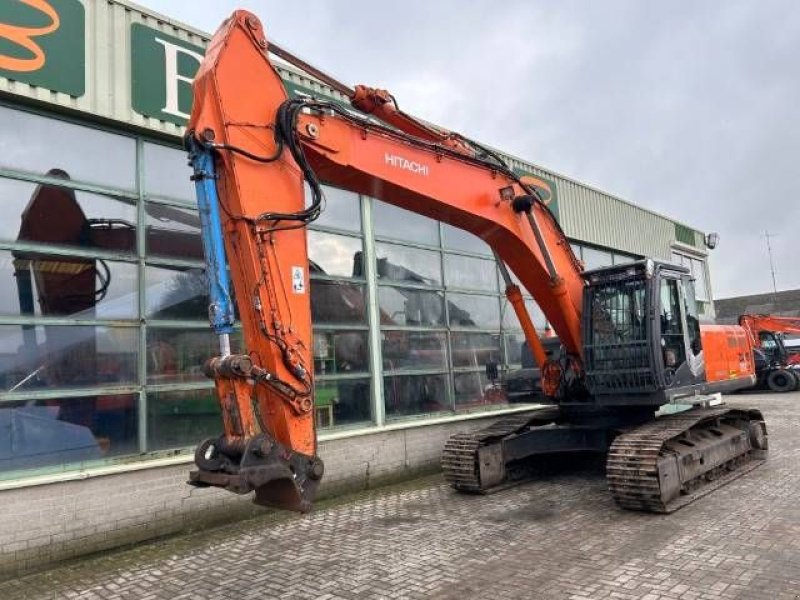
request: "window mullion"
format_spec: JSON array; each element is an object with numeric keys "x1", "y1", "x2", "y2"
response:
[
  {"x1": 136, "y1": 138, "x2": 148, "y2": 455},
  {"x1": 361, "y1": 195, "x2": 385, "y2": 427}
]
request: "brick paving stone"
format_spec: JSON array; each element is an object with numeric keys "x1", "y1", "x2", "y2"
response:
[{"x1": 0, "y1": 393, "x2": 799, "y2": 599}]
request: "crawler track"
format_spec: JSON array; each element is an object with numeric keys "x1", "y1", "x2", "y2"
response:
[
  {"x1": 443, "y1": 405, "x2": 768, "y2": 513},
  {"x1": 441, "y1": 408, "x2": 560, "y2": 492},
  {"x1": 607, "y1": 407, "x2": 768, "y2": 513}
]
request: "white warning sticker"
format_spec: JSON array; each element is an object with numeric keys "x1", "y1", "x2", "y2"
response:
[{"x1": 292, "y1": 266, "x2": 305, "y2": 294}]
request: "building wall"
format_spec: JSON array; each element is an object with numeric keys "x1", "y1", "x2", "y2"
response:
[
  {"x1": 0, "y1": 96, "x2": 556, "y2": 475},
  {"x1": 0, "y1": 413, "x2": 504, "y2": 578}
]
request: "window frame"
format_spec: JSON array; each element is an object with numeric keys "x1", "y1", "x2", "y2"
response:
[{"x1": 0, "y1": 100, "x2": 548, "y2": 483}]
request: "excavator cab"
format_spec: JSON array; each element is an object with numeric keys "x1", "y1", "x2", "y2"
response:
[
  {"x1": 758, "y1": 330, "x2": 789, "y2": 365},
  {"x1": 582, "y1": 260, "x2": 707, "y2": 406}
]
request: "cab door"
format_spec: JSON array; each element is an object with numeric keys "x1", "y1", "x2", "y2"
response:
[
  {"x1": 655, "y1": 272, "x2": 705, "y2": 389},
  {"x1": 680, "y1": 275, "x2": 706, "y2": 383}
]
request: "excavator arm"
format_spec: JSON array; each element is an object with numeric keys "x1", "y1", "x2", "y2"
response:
[
  {"x1": 185, "y1": 11, "x2": 585, "y2": 512},
  {"x1": 739, "y1": 314, "x2": 800, "y2": 341}
]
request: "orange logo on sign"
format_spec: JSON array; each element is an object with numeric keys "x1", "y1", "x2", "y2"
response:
[
  {"x1": 519, "y1": 175, "x2": 554, "y2": 206},
  {"x1": 0, "y1": 0, "x2": 60, "y2": 72}
]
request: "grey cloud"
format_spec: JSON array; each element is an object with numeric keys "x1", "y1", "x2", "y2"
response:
[{"x1": 144, "y1": 0, "x2": 800, "y2": 298}]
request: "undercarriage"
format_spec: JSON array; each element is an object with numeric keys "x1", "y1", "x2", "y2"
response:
[{"x1": 442, "y1": 404, "x2": 768, "y2": 513}]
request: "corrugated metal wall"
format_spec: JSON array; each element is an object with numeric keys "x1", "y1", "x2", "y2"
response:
[
  {"x1": 502, "y1": 155, "x2": 680, "y2": 259},
  {"x1": 0, "y1": 0, "x2": 704, "y2": 262}
]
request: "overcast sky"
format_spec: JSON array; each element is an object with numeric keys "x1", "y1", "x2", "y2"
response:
[{"x1": 142, "y1": 0, "x2": 800, "y2": 299}]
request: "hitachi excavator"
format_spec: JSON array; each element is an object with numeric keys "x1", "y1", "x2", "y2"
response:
[
  {"x1": 738, "y1": 314, "x2": 800, "y2": 391},
  {"x1": 184, "y1": 10, "x2": 768, "y2": 515}
]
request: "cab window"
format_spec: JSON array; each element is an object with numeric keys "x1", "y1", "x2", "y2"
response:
[
  {"x1": 683, "y1": 280, "x2": 702, "y2": 355},
  {"x1": 659, "y1": 278, "x2": 686, "y2": 371}
]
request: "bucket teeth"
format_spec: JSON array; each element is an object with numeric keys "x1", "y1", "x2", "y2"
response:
[{"x1": 188, "y1": 433, "x2": 323, "y2": 513}]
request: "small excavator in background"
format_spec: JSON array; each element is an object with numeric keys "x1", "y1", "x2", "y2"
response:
[
  {"x1": 183, "y1": 10, "x2": 768, "y2": 515},
  {"x1": 738, "y1": 314, "x2": 800, "y2": 392}
]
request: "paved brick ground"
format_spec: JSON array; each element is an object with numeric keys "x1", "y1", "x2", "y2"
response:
[{"x1": 2, "y1": 392, "x2": 799, "y2": 600}]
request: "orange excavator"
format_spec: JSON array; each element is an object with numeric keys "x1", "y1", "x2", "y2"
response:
[
  {"x1": 738, "y1": 314, "x2": 800, "y2": 391},
  {"x1": 184, "y1": 10, "x2": 768, "y2": 514}
]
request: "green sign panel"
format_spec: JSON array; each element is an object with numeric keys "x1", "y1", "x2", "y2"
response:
[
  {"x1": 0, "y1": 0, "x2": 85, "y2": 97},
  {"x1": 130, "y1": 23, "x2": 344, "y2": 126},
  {"x1": 131, "y1": 24, "x2": 206, "y2": 126},
  {"x1": 513, "y1": 168, "x2": 560, "y2": 221}
]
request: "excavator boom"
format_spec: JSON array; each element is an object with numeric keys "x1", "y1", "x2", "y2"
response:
[
  {"x1": 739, "y1": 314, "x2": 800, "y2": 342},
  {"x1": 185, "y1": 11, "x2": 583, "y2": 511}
]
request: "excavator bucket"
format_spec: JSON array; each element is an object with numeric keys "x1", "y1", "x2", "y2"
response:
[{"x1": 188, "y1": 434, "x2": 324, "y2": 513}]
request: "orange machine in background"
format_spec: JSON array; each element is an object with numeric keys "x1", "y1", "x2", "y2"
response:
[
  {"x1": 738, "y1": 314, "x2": 800, "y2": 391},
  {"x1": 739, "y1": 314, "x2": 800, "y2": 365}
]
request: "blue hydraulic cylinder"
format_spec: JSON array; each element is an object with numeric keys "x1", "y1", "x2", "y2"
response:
[{"x1": 187, "y1": 139, "x2": 235, "y2": 336}]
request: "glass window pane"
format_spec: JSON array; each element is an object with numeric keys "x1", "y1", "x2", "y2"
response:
[
  {"x1": 454, "y1": 371, "x2": 508, "y2": 410},
  {"x1": 375, "y1": 243, "x2": 441, "y2": 286},
  {"x1": 683, "y1": 281, "x2": 703, "y2": 356},
  {"x1": 441, "y1": 224, "x2": 492, "y2": 256},
  {"x1": 0, "y1": 251, "x2": 137, "y2": 319},
  {"x1": 447, "y1": 293, "x2": 501, "y2": 329},
  {"x1": 451, "y1": 331, "x2": 502, "y2": 368},
  {"x1": 693, "y1": 258, "x2": 708, "y2": 300},
  {"x1": 504, "y1": 332, "x2": 524, "y2": 365},
  {"x1": 570, "y1": 243, "x2": 583, "y2": 260},
  {"x1": 0, "y1": 106, "x2": 136, "y2": 190},
  {"x1": 382, "y1": 331, "x2": 447, "y2": 372},
  {"x1": 308, "y1": 231, "x2": 363, "y2": 278},
  {"x1": 144, "y1": 143, "x2": 195, "y2": 202},
  {"x1": 315, "y1": 378, "x2": 372, "y2": 428},
  {"x1": 444, "y1": 254, "x2": 498, "y2": 292},
  {"x1": 146, "y1": 202, "x2": 203, "y2": 261},
  {"x1": 612, "y1": 253, "x2": 634, "y2": 266},
  {"x1": 582, "y1": 247, "x2": 613, "y2": 270},
  {"x1": 311, "y1": 280, "x2": 367, "y2": 324},
  {"x1": 145, "y1": 265, "x2": 208, "y2": 320},
  {"x1": 0, "y1": 324, "x2": 137, "y2": 392},
  {"x1": 314, "y1": 185, "x2": 361, "y2": 232},
  {"x1": 528, "y1": 298, "x2": 547, "y2": 335},
  {"x1": 147, "y1": 328, "x2": 244, "y2": 384},
  {"x1": 0, "y1": 178, "x2": 137, "y2": 253},
  {"x1": 313, "y1": 330, "x2": 369, "y2": 375},
  {"x1": 384, "y1": 373, "x2": 450, "y2": 418},
  {"x1": 501, "y1": 297, "x2": 547, "y2": 330},
  {"x1": 501, "y1": 261, "x2": 533, "y2": 296},
  {"x1": 147, "y1": 389, "x2": 221, "y2": 452},
  {"x1": 373, "y1": 200, "x2": 439, "y2": 246},
  {"x1": 377, "y1": 286, "x2": 445, "y2": 327},
  {"x1": 0, "y1": 394, "x2": 138, "y2": 474}
]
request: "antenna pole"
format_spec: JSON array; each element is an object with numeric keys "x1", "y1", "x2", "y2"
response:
[{"x1": 764, "y1": 230, "x2": 778, "y2": 296}]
